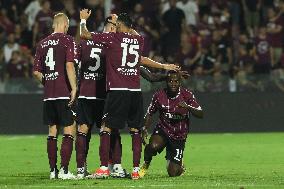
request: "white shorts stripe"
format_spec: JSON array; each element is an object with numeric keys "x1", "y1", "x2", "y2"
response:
[
  {"x1": 109, "y1": 88, "x2": 141, "y2": 91},
  {"x1": 78, "y1": 96, "x2": 105, "y2": 100},
  {"x1": 43, "y1": 97, "x2": 70, "y2": 101}
]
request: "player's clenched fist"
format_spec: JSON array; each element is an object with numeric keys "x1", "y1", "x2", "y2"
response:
[{"x1": 80, "y1": 9, "x2": 91, "y2": 20}]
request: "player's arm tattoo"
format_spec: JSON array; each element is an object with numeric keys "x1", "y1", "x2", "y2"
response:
[
  {"x1": 80, "y1": 22, "x2": 92, "y2": 40},
  {"x1": 140, "y1": 66, "x2": 166, "y2": 82}
]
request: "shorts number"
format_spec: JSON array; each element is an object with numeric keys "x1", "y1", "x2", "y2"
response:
[
  {"x1": 45, "y1": 48, "x2": 55, "y2": 70},
  {"x1": 89, "y1": 48, "x2": 102, "y2": 71},
  {"x1": 121, "y1": 43, "x2": 139, "y2": 67},
  {"x1": 174, "y1": 149, "x2": 183, "y2": 162}
]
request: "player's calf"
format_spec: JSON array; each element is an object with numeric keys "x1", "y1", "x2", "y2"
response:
[
  {"x1": 91, "y1": 129, "x2": 111, "y2": 179},
  {"x1": 76, "y1": 130, "x2": 88, "y2": 178},
  {"x1": 140, "y1": 135, "x2": 166, "y2": 178},
  {"x1": 143, "y1": 137, "x2": 166, "y2": 166},
  {"x1": 139, "y1": 143, "x2": 160, "y2": 178},
  {"x1": 130, "y1": 128, "x2": 142, "y2": 179},
  {"x1": 47, "y1": 126, "x2": 58, "y2": 179}
]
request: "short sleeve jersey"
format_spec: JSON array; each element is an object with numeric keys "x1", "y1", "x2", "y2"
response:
[
  {"x1": 91, "y1": 32, "x2": 144, "y2": 91},
  {"x1": 77, "y1": 38, "x2": 106, "y2": 99},
  {"x1": 33, "y1": 33, "x2": 75, "y2": 101},
  {"x1": 147, "y1": 87, "x2": 201, "y2": 140}
]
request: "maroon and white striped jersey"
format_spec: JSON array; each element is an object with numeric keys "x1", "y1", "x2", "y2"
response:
[{"x1": 147, "y1": 87, "x2": 201, "y2": 140}]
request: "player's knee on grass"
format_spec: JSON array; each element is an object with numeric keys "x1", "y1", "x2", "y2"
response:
[
  {"x1": 167, "y1": 161, "x2": 183, "y2": 177},
  {"x1": 78, "y1": 124, "x2": 89, "y2": 134},
  {"x1": 48, "y1": 125, "x2": 58, "y2": 137}
]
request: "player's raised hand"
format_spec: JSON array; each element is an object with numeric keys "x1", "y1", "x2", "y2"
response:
[
  {"x1": 142, "y1": 127, "x2": 149, "y2": 146},
  {"x1": 110, "y1": 14, "x2": 118, "y2": 22},
  {"x1": 80, "y1": 9, "x2": 91, "y2": 20},
  {"x1": 163, "y1": 64, "x2": 180, "y2": 71},
  {"x1": 68, "y1": 90, "x2": 77, "y2": 107}
]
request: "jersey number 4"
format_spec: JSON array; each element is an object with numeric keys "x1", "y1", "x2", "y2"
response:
[
  {"x1": 45, "y1": 48, "x2": 55, "y2": 70},
  {"x1": 121, "y1": 43, "x2": 139, "y2": 67}
]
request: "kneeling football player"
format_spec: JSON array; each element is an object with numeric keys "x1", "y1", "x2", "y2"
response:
[{"x1": 139, "y1": 71, "x2": 203, "y2": 177}]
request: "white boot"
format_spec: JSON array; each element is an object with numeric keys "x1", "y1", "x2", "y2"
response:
[{"x1": 58, "y1": 167, "x2": 76, "y2": 180}]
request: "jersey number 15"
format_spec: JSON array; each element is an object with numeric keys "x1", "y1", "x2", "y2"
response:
[{"x1": 121, "y1": 43, "x2": 139, "y2": 67}]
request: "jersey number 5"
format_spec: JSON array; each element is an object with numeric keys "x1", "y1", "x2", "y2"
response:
[
  {"x1": 45, "y1": 48, "x2": 55, "y2": 71},
  {"x1": 89, "y1": 48, "x2": 102, "y2": 71},
  {"x1": 121, "y1": 43, "x2": 139, "y2": 67}
]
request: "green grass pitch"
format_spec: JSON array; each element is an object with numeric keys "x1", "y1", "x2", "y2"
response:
[{"x1": 0, "y1": 133, "x2": 284, "y2": 189}]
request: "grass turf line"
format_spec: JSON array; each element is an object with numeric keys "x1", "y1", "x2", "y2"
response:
[{"x1": 0, "y1": 133, "x2": 283, "y2": 188}]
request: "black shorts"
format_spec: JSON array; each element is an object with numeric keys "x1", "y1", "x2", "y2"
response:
[
  {"x1": 77, "y1": 98, "x2": 105, "y2": 127},
  {"x1": 43, "y1": 100, "x2": 74, "y2": 126},
  {"x1": 103, "y1": 90, "x2": 143, "y2": 130},
  {"x1": 153, "y1": 127, "x2": 186, "y2": 166}
]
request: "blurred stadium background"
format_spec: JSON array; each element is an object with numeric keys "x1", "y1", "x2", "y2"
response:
[
  {"x1": 0, "y1": 1, "x2": 284, "y2": 188},
  {"x1": 0, "y1": 0, "x2": 283, "y2": 133}
]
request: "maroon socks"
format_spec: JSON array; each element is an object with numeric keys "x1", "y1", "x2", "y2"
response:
[
  {"x1": 47, "y1": 136, "x2": 57, "y2": 172},
  {"x1": 60, "y1": 134, "x2": 74, "y2": 172},
  {"x1": 99, "y1": 131, "x2": 111, "y2": 167},
  {"x1": 76, "y1": 132, "x2": 87, "y2": 169},
  {"x1": 131, "y1": 131, "x2": 142, "y2": 167}
]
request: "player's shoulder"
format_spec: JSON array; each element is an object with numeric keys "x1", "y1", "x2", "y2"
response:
[
  {"x1": 118, "y1": 32, "x2": 144, "y2": 39},
  {"x1": 36, "y1": 34, "x2": 52, "y2": 49},
  {"x1": 62, "y1": 33, "x2": 75, "y2": 42},
  {"x1": 180, "y1": 87, "x2": 194, "y2": 97},
  {"x1": 45, "y1": 33, "x2": 74, "y2": 42}
]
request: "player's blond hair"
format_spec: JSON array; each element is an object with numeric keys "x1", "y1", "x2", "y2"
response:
[{"x1": 52, "y1": 13, "x2": 69, "y2": 29}]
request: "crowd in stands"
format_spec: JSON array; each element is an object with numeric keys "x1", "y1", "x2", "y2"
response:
[{"x1": 1, "y1": 0, "x2": 284, "y2": 93}]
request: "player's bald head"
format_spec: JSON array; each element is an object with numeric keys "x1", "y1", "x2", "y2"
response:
[{"x1": 52, "y1": 13, "x2": 69, "y2": 33}]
